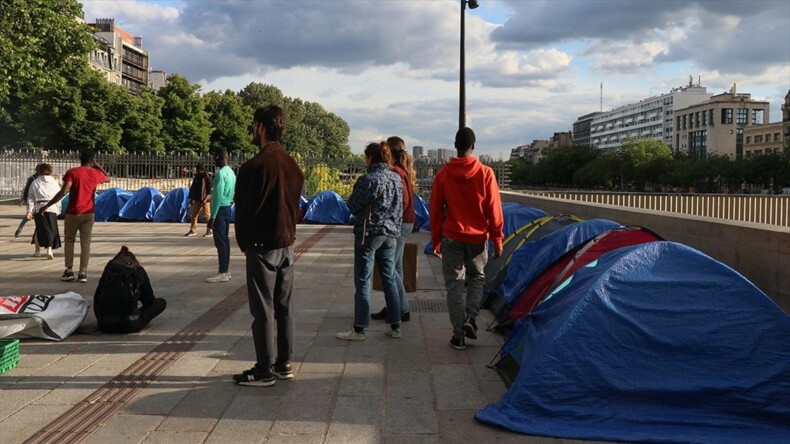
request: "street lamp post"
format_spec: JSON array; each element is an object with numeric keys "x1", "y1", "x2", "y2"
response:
[{"x1": 459, "y1": 0, "x2": 479, "y2": 129}]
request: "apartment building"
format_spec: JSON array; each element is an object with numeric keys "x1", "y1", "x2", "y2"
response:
[
  {"x1": 588, "y1": 82, "x2": 711, "y2": 150},
  {"x1": 437, "y1": 148, "x2": 453, "y2": 163},
  {"x1": 572, "y1": 112, "x2": 602, "y2": 146},
  {"x1": 744, "y1": 122, "x2": 784, "y2": 156},
  {"x1": 88, "y1": 33, "x2": 121, "y2": 84},
  {"x1": 412, "y1": 145, "x2": 424, "y2": 159},
  {"x1": 148, "y1": 70, "x2": 168, "y2": 91},
  {"x1": 549, "y1": 131, "x2": 572, "y2": 150},
  {"x1": 89, "y1": 18, "x2": 149, "y2": 94},
  {"x1": 783, "y1": 90, "x2": 790, "y2": 148},
  {"x1": 674, "y1": 85, "x2": 769, "y2": 158}
]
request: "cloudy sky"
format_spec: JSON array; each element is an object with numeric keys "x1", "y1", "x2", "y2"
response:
[{"x1": 80, "y1": 0, "x2": 790, "y2": 158}]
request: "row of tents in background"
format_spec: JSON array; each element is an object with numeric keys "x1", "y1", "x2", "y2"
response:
[
  {"x1": 67, "y1": 186, "x2": 789, "y2": 443},
  {"x1": 69, "y1": 188, "x2": 432, "y2": 228}
]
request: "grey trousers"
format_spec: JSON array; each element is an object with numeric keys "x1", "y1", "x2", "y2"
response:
[
  {"x1": 440, "y1": 237, "x2": 487, "y2": 340},
  {"x1": 245, "y1": 246, "x2": 295, "y2": 368}
]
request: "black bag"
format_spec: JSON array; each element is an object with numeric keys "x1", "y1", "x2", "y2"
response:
[{"x1": 94, "y1": 256, "x2": 141, "y2": 325}]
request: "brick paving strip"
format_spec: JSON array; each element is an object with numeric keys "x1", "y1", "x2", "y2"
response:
[{"x1": 23, "y1": 226, "x2": 335, "y2": 444}]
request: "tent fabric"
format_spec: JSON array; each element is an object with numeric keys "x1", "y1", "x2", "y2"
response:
[
  {"x1": 95, "y1": 188, "x2": 133, "y2": 222},
  {"x1": 507, "y1": 226, "x2": 663, "y2": 323},
  {"x1": 153, "y1": 187, "x2": 189, "y2": 223},
  {"x1": 414, "y1": 193, "x2": 430, "y2": 231},
  {"x1": 501, "y1": 218, "x2": 620, "y2": 306},
  {"x1": 483, "y1": 215, "x2": 583, "y2": 309},
  {"x1": 119, "y1": 187, "x2": 164, "y2": 221},
  {"x1": 0, "y1": 292, "x2": 88, "y2": 341},
  {"x1": 58, "y1": 194, "x2": 69, "y2": 219},
  {"x1": 303, "y1": 190, "x2": 350, "y2": 224},
  {"x1": 477, "y1": 241, "x2": 790, "y2": 443},
  {"x1": 501, "y1": 203, "x2": 548, "y2": 236}
]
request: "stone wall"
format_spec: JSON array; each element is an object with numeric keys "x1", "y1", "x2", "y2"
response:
[{"x1": 501, "y1": 191, "x2": 790, "y2": 313}]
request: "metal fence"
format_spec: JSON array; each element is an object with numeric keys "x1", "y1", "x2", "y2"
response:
[
  {"x1": 0, "y1": 150, "x2": 510, "y2": 200},
  {"x1": 518, "y1": 190, "x2": 790, "y2": 228}
]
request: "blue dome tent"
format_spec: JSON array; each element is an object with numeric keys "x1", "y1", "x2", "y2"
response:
[
  {"x1": 153, "y1": 187, "x2": 189, "y2": 222},
  {"x1": 119, "y1": 187, "x2": 164, "y2": 221},
  {"x1": 413, "y1": 193, "x2": 430, "y2": 232},
  {"x1": 477, "y1": 242, "x2": 790, "y2": 444},
  {"x1": 95, "y1": 187, "x2": 133, "y2": 222},
  {"x1": 501, "y1": 203, "x2": 548, "y2": 237},
  {"x1": 303, "y1": 190, "x2": 350, "y2": 224}
]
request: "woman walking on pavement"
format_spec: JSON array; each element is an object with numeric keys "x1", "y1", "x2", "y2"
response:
[
  {"x1": 337, "y1": 141, "x2": 404, "y2": 341},
  {"x1": 26, "y1": 163, "x2": 62, "y2": 259}
]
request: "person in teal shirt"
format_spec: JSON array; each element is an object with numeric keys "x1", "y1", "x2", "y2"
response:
[{"x1": 206, "y1": 149, "x2": 237, "y2": 283}]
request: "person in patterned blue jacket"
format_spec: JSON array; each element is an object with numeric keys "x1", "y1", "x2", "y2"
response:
[{"x1": 337, "y1": 141, "x2": 404, "y2": 341}]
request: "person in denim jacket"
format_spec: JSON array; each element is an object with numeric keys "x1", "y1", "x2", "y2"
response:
[{"x1": 337, "y1": 141, "x2": 404, "y2": 341}]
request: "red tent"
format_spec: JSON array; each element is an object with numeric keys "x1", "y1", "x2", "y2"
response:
[{"x1": 507, "y1": 227, "x2": 662, "y2": 322}]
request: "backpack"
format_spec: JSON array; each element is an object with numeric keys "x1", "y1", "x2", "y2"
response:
[{"x1": 94, "y1": 256, "x2": 141, "y2": 325}]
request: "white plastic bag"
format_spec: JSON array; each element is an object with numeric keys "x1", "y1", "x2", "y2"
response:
[{"x1": 0, "y1": 292, "x2": 88, "y2": 341}]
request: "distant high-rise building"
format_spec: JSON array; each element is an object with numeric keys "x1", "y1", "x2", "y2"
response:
[
  {"x1": 427, "y1": 149, "x2": 438, "y2": 161},
  {"x1": 89, "y1": 18, "x2": 149, "y2": 94},
  {"x1": 412, "y1": 145, "x2": 424, "y2": 158},
  {"x1": 438, "y1": 148, "x2": 453, "y2": 163},
  {"x1": 586, "y1": 81, "x2": 711, "y2": 151},
  {"x1": 572, "y1": 112, "x2": 602, "y2": 146},
  {"x1": 479, "y1": 154, "x2": 493, "y2": 163}
]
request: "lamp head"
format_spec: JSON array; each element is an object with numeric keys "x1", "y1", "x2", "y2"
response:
[{"x1": 468, "y1": 0, "x2": 480, "y2": 9}]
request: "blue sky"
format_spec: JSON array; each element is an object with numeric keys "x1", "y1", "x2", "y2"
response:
[{"x1": 81, "y1": 0, "x2": 790, "y2": 158}]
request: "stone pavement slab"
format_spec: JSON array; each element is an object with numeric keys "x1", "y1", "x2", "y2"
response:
[{"x1": 0, "y1": 208, "x2": 610, "y2": 444}]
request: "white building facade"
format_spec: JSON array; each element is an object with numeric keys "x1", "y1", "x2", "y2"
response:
[{"x1": 589, "y1": 83, "x2": 711, "y2": 151}]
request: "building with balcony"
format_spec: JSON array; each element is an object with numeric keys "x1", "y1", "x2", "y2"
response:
[
  {"x1": 674, "y1": 85, "x2": 769, "y2": 158},
  {"x1": 89, "y1": 18, "x2": 149, "y2": 94},
  {"x1": 587, "y1": 80, "x2": 711, "y2": 151},
  {"x1": 572, "y1": 112, "x2": 602, "y2": 146},
  {"x1": 88, "y1": 34, "x2": 121, "y2": 84}
]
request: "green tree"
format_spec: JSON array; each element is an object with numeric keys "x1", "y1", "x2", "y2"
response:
[
  {"x1": 618, "y1": 138, "x2": 672, "y2": 189},
  {"x1": 238, "y1": 82, "x2": 285, "y2": 109},
  {"x1": 158, "y1": 74, "x2": 211, "y2": 155},
  {"x1": 122, "y1": 88, "x2": 165, "y2": 153},
  {"x1": 204, "y1": 90, "x2": 253, "y2": 154},
  {"x1": 0, "y1": 0, "x2": 94, "y2": 148}
]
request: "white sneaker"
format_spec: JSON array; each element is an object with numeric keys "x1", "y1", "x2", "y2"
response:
[
  {"x1": 47, "y1": 251, "x2": 54, "y2": 260},
  {"x1": 385, "y1": 328, "x2": 402, "y2": 339},
  {"x1": 336, "y1": 329, "x2": 366, "y2": 341},
  {"x1": 32, "y1": 250, "x2": 41, "y2": 257},
  {"x1": 205, "y1": 272, "x2": 231, "y2": 283}
]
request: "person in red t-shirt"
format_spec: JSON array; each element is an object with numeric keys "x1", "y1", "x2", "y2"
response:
[
  {"x1": 429, "y1": 127, "x2": 504, "y2": 351},
  {"x1": 39, "y1": 149, "x2": 110, "y2": 283}
]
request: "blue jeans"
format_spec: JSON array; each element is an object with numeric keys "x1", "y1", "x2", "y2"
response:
[
  {"x1": 213, "y1": 205, "x2": 231, "y2": 273},
  {"x1": 394, "y1": 222, "x2": 414, "y2": 313},
  {"x1": 354, "y1": 235, "x2": 400, "y2": 328}
]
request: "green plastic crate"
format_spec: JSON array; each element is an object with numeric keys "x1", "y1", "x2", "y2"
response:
[{"x1": 0, "y1": 339, "x2": 20, "y2": 374}]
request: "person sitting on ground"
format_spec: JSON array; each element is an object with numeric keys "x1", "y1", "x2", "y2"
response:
[
  {"x1": 94, "y1": 246, "x2": 167, "y2": 333},
  {"x1": 26, "y1": 163, "x2": 62, "y2": 259}
]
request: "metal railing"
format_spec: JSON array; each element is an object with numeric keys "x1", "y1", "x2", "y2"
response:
[
  {"x1": 518, "y1": 190, "x2": 790, "y2": 227},
  {"x1": 0, "y1": 150, "x2": 510, "y2": 200}
]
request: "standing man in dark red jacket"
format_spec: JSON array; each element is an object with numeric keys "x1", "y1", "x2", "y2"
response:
[
  {"x1": 232, "y1": 105, "x2": 305, "y2": 387},
  {"x1": 430, "y1": 127, "x2": 504, "y2": 351}
]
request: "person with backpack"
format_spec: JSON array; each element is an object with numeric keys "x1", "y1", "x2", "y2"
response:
[{"x1": 94, "y1": 246, "x2": 167, "y2": 333}]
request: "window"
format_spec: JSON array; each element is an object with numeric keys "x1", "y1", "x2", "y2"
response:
[
  {"x1": 695, "y1": 112, "x2": 700, "y2": 127},
  {"x1": 709, "y1": 109, "x2": 715, "y2": 126},
  {"x1": 689, "y1": 130, "x2": 707, "y2": 158},
  {"x1": 775, "y1": 133, "x2": 781, "y2": 141},
  {"x1": 722, "y1": 108, "x2": 733, "y2": 124},
  {"x1": 752, "y1": 109, "x2": 764, "y2": 124},
  {"x1": 746, "y1": 136, "x2": 752, "y2": 144},
  {"x1": 736, "y1": 108, "x2": 748, "y2": 124},
  {"x1": 755, "y1": 135, "x2": 763, "y2": 143}
]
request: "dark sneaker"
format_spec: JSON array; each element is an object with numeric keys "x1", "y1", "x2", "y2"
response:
[
  {"x1": 233, "y1": 366, "x2": 276, "y2": 387},
  {"x1": 463, "y1": 317, "x2": 478, "y2": 340},
  {"x1": 450, "y1": 337, "x2": 466, "y2": 350},
  {"x1": 77, "y1": 272, "x2": 87, "y2": 283},
  {"x1": 61, "y1": 269, "x2": 75, "y2": 282},
  {"x1": 271, "y1": 362, "x2": 294, "y2": 380},
  {"x1": 401, "y1": 311, "x2": 411, "y2": 322},
  {"x1": 371, "y1": 307, "x2": 388, "y2": 320}
]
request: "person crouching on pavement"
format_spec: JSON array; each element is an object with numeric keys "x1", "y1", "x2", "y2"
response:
[
  {"x1": 430, "y1": 127, "x2": 504, "y2": 350},
  {"x1": 337, "y1": 141, "x2": 404, "y2": 341}
]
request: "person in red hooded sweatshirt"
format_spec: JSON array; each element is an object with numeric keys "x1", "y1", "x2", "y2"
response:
[{"x1": 430, "y1": 127, "x2": 503, "y2": 350}]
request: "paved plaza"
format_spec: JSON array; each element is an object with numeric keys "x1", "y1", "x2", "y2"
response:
[{"x1": 0, "y1": 208, "x2": 602, "y2": 444}]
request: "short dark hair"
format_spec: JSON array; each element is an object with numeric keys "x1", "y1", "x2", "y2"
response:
[
  {"x1": 39, "y1": 163, "x2": 53, "y2": 175},
  {"x1": 454, "y1": 127, "x2": 476, "y2": 152},
  {"x1": 215, "y1": 149, "x2": 229, "y2": 165},
  {"x1": 195, "y1": 163, "x2": 205, "y2": 172},
  {"x1": 80, "y1": 149, "x2": 96, "y2": 165},
  {"x1": 253, "y1": 105, "x2": 286, "y2": 142},
  {"x1": 364, "y1": 141, "x2": 393, "y2": 165}
]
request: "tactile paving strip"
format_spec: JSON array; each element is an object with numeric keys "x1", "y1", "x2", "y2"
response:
[{"x1": 24, "y1": 225, "x2": 335, "y2": 444}]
